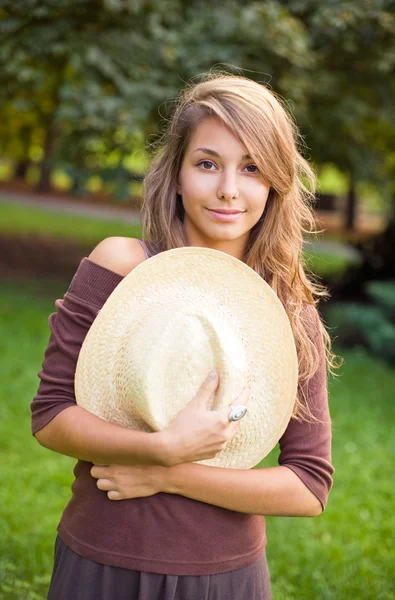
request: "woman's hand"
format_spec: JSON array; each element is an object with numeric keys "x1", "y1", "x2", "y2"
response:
[
  {"x1": 91, "y1": 463, "x2": 167, "y2": 500},
  {"x1": 157, "y1": 371, "x2": 250, "y2": 467}
]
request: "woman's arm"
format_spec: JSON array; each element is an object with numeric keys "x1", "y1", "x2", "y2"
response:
[
  {"x1": 167, "y1": 462, "x2": 322, "y2": 516},
  {"x1": 92, "y1": 461, "x2": 322, "y2": 516},
  {"x1": 36, "y1": 374, "x2": 249, "y2": 467},
  {"x1": 35, "y1": 405, "x2": 168, "y2": 466}
]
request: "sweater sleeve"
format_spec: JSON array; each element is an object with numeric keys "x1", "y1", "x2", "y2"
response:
[
  {"x1": 278, "y1": 307, "x2": 334, "y2": 511},
  {"x1": 31, "y1": 258, "x2": 123, "y2": 435}
]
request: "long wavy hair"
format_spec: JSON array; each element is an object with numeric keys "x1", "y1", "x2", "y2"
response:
[{"x1": 141, "y1": 72, "x2": 336, "y2": 421}]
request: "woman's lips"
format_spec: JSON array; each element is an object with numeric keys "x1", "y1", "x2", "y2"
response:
[{"x1": 206, "y1": 209, "x2": 245, "y2": 222}]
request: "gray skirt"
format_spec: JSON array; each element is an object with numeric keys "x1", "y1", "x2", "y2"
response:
[{"x1": 47, "y1": 535, "x2": 272, "y2": 600}]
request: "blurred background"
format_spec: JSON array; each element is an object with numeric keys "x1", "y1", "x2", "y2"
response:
[{"x1": 0, "y1": 1, "x2": 394, "y2": 598}]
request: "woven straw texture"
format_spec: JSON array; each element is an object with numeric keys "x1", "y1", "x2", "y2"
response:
[{"x1": 75, "y1": 247, "x2": 298, "y2": 469}]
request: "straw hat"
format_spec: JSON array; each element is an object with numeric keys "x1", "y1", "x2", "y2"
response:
[{"x1": 75, "y1": 246, "x2": 298, "y2": 469}]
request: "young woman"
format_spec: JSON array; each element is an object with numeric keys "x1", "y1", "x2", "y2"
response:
[{"x1": 31, "y1": 73, "x2": 335, "y2": 599}]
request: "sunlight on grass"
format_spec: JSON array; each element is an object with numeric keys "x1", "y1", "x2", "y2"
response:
[{"x1": 0, "y1": 201, "x2": 142, "y2": 245}]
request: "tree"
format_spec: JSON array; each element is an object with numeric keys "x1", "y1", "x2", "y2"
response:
[
  {"x1": 0, "y1": 0, "x2": 394, "y2": 212},
  {"x1": 0, "y1": 0, "x2": 181, "y2": 190},
  {"x1": 0, "y1": 0, "x2": 313, "y2": 191},
  {"x1": 286, "y1": 0, "x2": 395, "y2": 229}
]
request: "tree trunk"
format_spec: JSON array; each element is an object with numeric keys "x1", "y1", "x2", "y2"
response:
[
  {"x1": 36, "y1": 121, "x2": 56, "y2": 193},
  {"x1": 35, "y1": 63, "x2": 67, "y2": 194},
  {"x1": 15, "y1": 126, "x2": 32, "y2": 180},
  {"x1": 345, "y1": 173, "x2": 357, "y2": 230},
  {"x1": 14, "y1": 160, "x2": 30, "y2": 180}
]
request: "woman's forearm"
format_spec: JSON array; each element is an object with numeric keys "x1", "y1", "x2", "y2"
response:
[
  {"x1": 34, "y1": 406, "x2": 168, "y2": 466},
  {"x1": 166, "y1": 463, "x2": 322, "y2": 517}
]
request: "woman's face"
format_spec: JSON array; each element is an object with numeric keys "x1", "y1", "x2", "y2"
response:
[{"x1": 177, "y1": 116, "x2": 270, "y2": 259}]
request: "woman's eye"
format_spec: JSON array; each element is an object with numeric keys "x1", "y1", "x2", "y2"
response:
[
  {"x1": 244, "y1": 164, "x2": 259, "y2": 173},
  {"x1": 198, "y1": 160, "x2": 216, "y2": 170}
]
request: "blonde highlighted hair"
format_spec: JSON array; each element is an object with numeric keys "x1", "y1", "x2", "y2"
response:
[{"x1": 141, "y1": 72, "x2": 336, "y2": 420}]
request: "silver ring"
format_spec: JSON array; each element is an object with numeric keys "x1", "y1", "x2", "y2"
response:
[{"x1": 228, "y1": 405, "x2": 248, "y2": 422}]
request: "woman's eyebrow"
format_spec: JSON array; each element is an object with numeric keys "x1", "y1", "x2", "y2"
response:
[{"x1": 193, "y1": 147, "x2": 251, "y2": 160}]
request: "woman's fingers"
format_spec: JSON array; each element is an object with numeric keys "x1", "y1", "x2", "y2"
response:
[
  {"x1": 193, "y1": 371, "x2": 220, "y2": 405},
  {"x1": 95, "y1": 484, "x2": 122, "y2": 500},
  {"x1": 95, "y1": 475, "x2": 122, "y2": 500},
  {"x1": 229, "y1": 388, "x2": 250, "y2": 430},
  {"x1": 96, "y1": 478, "x2": 113, "y2": 491},
  {"x1": 229, "y1": 387, "x2": 250, "y2": 412},
  {"x1": 217, "y1": 387, "x2": 251, "y2": 433},
  {"x1": 90, "y1": 465, "x2": 110, "y2": 479},
  {"x1": 107, "y1": 490, "x2": 122, "y2": 501},
  {"x1": 158, "y1": 374, "x2": 250, "y2": 464}
]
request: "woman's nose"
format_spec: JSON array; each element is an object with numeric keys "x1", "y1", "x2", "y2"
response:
[{"x1": 217, "y1": 172, "x2": 240, "y2": 200}]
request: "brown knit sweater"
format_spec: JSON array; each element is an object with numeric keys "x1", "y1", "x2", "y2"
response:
[{"x1": 31, "y1": 256, "x2": 334, "y2": 576}]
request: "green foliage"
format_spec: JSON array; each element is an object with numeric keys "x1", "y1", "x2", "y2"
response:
[
  {"x1": 0, "y1": 0, "x2": 312, "y2": 190},
  {"x1": 0, "y1": 0, "x2": 182, "y2": 183},
  {"x1": 317, "y1": 164, "x2": 349, "y2": 196},
  {"x1": 1, "y1": 280, "x2": 395, "y2": 598},
  {"x1": 326, "y1": 280, "x2": 395, "y2": 364},
  {"x1": 286, "y1": 0, "x2": 395, "y2": 190},
  {"x1": 1, "y1": 0, "x2": 395, "y2": 209},
  {"x1": 366, "y1": 280, "x2": 395, "y2": 313},
  {"x1": 304, "y1": 248, "x2": 358, "y2": 279},
  {"x1": 364, "y1": 280, "x2": 395, "y2": 360}
]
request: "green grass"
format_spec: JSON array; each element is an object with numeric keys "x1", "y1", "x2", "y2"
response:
[
  {"x1": 0, "y1": 202, "x2": 141, "y2": 246},
  {"x1": 258, "y1": 350, "x2": 395, "y2": 599},
  {"x1": 0, "y1": 282, "x2": 75, "y2": 599},
  {"x1": 1, "y1": 199, "x2": 356, "y2": 280},
  {"x1": 1, "y1": 280, "x2": 395, "y2": 598}
]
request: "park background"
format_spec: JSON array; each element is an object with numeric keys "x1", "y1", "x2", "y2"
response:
[{"x1": 0, "y1": 1, "x2": 394, "y2": 598}]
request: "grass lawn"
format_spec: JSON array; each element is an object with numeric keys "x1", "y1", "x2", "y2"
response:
[
  {"x1": 1, "y1": 200, "x2": 357, "y2": 280},
  {"x1": 0, "y1": 201, "x2": 141, "y2": 246},
  {"x1": 1, "y1": 280, "x2": 394, "y2": 599}
]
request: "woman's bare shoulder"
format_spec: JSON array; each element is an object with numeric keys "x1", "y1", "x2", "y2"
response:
[{"x1": 88, "y1": 237, "x2": 147, "y2": 277}]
